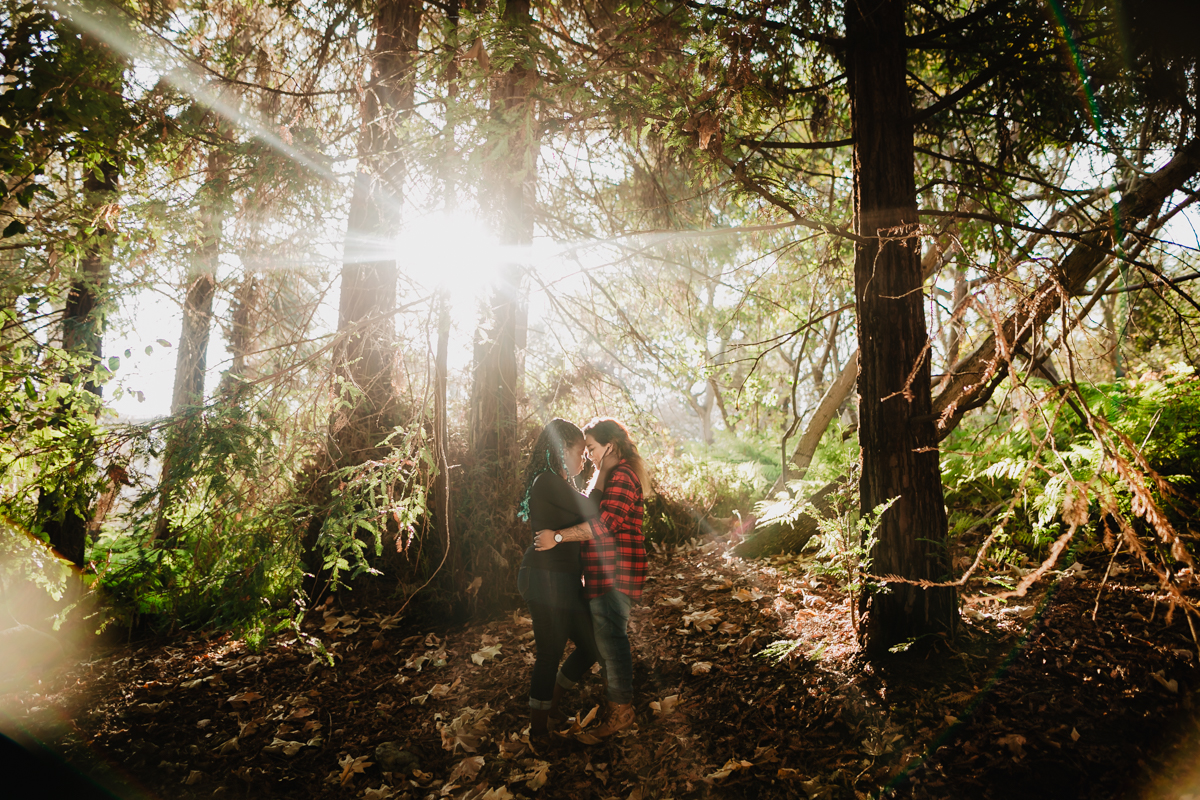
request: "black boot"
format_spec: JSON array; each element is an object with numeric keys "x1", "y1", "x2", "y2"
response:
[
  {"x1": 549, "y1": 682, "x2": 569, "y2": 725},
  {"x1": 530, "y1": 708, "x2": 552, "y2": 741}
]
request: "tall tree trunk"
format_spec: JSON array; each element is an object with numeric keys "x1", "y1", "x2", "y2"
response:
[
  {"x1": 223, "y1": 270, "x2": 262, "y2": 393},
  {"x1": 305, "y1": 0, "x2": 421, "y2": 598},
  {"x1": 470, "y1": 0, "x2": 536, "y2": 479},
  {"x1": 330, "y1": 0, "x2": 421, "y2": 469},
  {"x1": 152, "y1": 147, "x2": 230, "y2": 545},
  {"x1": 845, "y1": 0, "x2": 956, "y2": 656},
  {"x1": 37, "y1": 161, "x2": 119, "y2": 567}
]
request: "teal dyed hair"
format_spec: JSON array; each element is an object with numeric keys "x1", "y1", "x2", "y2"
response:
[{"x1": 517, "y1": 418, "x2": 584, "y2": 522}]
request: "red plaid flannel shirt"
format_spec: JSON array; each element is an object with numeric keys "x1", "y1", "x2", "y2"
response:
[{"x1": 581, "y1": 461, "x2": 647, "y2": 600}]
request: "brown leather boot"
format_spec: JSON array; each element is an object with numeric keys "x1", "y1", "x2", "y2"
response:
[{"x1": 587, "y1": 701, "x2": 634, "y2": 740}]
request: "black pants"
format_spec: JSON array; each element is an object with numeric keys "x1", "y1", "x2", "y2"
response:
[{"x1": 519, "y1": 567, "x2": 600, "y2": 708}]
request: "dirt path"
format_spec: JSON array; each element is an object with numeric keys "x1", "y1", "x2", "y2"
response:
[{"x1": 2, "y1": 540, "x2": 1197, "y2": 799}]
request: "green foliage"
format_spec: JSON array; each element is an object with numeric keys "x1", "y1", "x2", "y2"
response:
[
  {"x1": 756, "y1": 638, "x2": 802, "y2": 664},
  {"x1": 88, "y1": 398, "x2": 305, "y2": 631},
  {"x1": 644, "y1": 430, "x2": 774, "y2": 544},
  {"x1": 0, "y1": 2, "x2": 136, "y2": 215},
  {"x1": 0, "y1": 516, "x2": 74, "y2": 608},
  {"x1": 310, "y1": 425, "x2": 433, "y2": 591},
  {"x1": 804, "y1": 489, "x2": 895, "y2": 635},
  {"x1": 73, "y1": 398, "x2": 437, "y2": 634},
  {"x1": 941, "y1": 365, "x2": 1200, "y2": 568},
  {"x1": 656, "y1": 449, "x2": 769, "y2": 517},
  {"x1": 759, "y1": 466, "x2": 895, "y2": 634},
  {"x1": 0, "y1": 342, "x2": 111, "y2": 539},
  {"x1": 756, "y1": 637, "x2": 827, "y2": 664},
  {"x1": 744, "y1": 422, "x2": 860, "y2": 557}
]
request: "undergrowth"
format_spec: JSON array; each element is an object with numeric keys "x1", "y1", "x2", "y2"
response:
[{"x1": 941, "y1": 364, "x2": 1200, "y2": 581}]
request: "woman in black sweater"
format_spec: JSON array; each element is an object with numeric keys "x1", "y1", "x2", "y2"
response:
[{"x1": 517, "y1": 418, "x2": 601, "y2": 741}]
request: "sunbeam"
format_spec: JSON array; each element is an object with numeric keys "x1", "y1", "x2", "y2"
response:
[{"x1": 62, "y1": 5, "x2": 335, "y2": 180}]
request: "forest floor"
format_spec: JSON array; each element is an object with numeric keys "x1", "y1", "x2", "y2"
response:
[{"x1": 3, "y1": 537, "x2": 1200, "y2": 800}]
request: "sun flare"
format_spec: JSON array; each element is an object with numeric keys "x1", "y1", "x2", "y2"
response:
[{"x1": 394, "y1": 211, "x2": 508, "y2": 309}]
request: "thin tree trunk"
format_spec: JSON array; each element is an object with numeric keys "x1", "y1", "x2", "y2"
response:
[
  {"x1": 710, "y1": 375, "x2": 733, "y2": 434},
  {"x1": 152, "y1": 147, "x2": 229, "y2": 545},
  {"x1": 773, "y1": 349, "x2": 858, "y2": 495},
  {"x1": 810, "y1": 313, "x2": 840, "y2": 396},
  {"x1": 846, "y1": 0, "x2": 956, "y2": 656},
  {"x1": 432, "y1": 288, "x2": 452, "y2": 566},
  {"x1": 171, "y1": 148, "x2": 228, "y2": 413},
  {"x1": 223, "y1": 271, "x2": 262, "y2": 393},
  {"x1": 1113, "y1": 264, "x2": 1130, "y2": 378},
  {"x1": 426, "y1": 1, "x2": 458, "y2": 580},
  {"x1": 945, "y1": 265, "x2": 968, "y2": 369}
]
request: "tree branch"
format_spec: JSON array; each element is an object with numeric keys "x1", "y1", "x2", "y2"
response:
[{"x1": 931, "y1": 138, "x2": 1200, "y2": 438}]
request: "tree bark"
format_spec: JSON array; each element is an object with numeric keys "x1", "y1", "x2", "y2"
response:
[
  {"x1": 470, "y1": 0, "x2": 537, "y2": 477},
  {"x1": 305, "y1": 0, "x2": 421, "y2": 599},
  {"x1": 432, "y1": 288, "x2": 452, "y2": 566},
  {"x1": 224, "y1": 270, "x2": 262, "y2": 392},
  {"x1": 930, "y1": 138, "x2": 1200, "y2": 438},
  {"x1": 331, "y1": 0, "x2": 421, "y2": 469},
  {"x1": 37, "y1": 161, "x2": 119, "y2": 568},
  {"x1": 772, "y1": 348, "x2": 858, "y2": 495},
  {"x1": 152, "y1": 147, "x2": 229, "y2": 544},
  {"x1": 171, "y1": 148, "x2": 228, "y2": 414},
  {"x1": 846, "y1": 0, "x2": 956, "y2": 656},
  {"x1": 944, "y1": 264, "x2": 968, "y2": 370}
]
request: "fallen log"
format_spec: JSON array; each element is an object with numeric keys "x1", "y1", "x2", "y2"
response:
[{"x1": 732, "y1": 480, "x2": 840, "y2": 559}]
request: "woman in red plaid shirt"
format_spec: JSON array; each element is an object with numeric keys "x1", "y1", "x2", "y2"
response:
[{"x1": 535, "y1": 417, "x2": 648, "y2": 739}]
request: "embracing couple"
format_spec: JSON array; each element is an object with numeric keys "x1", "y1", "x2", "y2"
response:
[{"x1": 515, "y1": 416, "x2": 649, "y2": 745}]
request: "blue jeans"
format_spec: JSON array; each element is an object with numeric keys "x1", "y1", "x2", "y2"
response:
[{"x1": 589, "y1": 590, "x2": 634, "y2": 704}]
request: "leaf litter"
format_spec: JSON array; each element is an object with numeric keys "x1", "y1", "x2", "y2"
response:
[{"x1": 4, "y1": 537, "x2": 1199, "y2": 798}]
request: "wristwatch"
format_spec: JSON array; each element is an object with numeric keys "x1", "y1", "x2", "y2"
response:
[{"x1": 554, "y1": 533, "x2": 563, "y2": 543}]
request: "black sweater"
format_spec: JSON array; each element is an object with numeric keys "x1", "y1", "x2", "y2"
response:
[{"x1": 520, "y1": 472, "x2": 601, "y2": 574}]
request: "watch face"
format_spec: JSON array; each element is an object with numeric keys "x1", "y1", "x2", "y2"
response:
[{"x1": 554, "y1": 533, "x2": 563, "y2": 543}]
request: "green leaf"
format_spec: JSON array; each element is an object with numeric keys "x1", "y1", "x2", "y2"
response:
[
  {"x1": 2, "y1": 220, "x2": 27, "y2": 238},
  {"x1": 24, "y1": 377, "x2": 37, "y2": 400},
  {"x1": 108, "y1": 356, "x2": 120, "y2": 372},
  {"x1": 144, "y1": 345, "x2": 153, "y2": 355}
]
